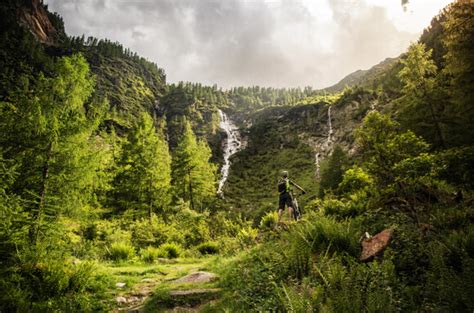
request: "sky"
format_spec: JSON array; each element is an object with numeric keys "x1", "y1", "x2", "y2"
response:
[{"x1": 45, "y1": 0, "x2": 454, "y2": 89}]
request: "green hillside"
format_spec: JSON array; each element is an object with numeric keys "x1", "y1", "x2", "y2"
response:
[{"x1": 1, "y1": 0, "x2": 473, "y2": 312}]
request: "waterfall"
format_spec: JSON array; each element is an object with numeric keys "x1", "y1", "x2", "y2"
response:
[
  {"x1": 327, "y1": 105, "x2": 333, "y2": 145},
  {"x1": 217, "y1": 109, "x2": 242, "y2": 195},
  {"x1": 315, "y1": 152, "x2": 321, "y2": 178},
  {"x1": 315, "y1": 105, "x2": 334, "y2": 179}
]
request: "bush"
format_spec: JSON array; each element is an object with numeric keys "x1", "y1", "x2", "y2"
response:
[
  {"x1": 158, "y1": 243, "x2": 181, "y2": 259},
  {"x1": 130, "y1": 216, "x2": 178, "y2": 248},
  {"x1": 237, "y1": 226, "x2": 259, "y2": 248},
  {"x1": 140, "y1": 246, "x2": 161, "y2": 263},
  {"x1": 312, "y1": 255, "x2": 399, "y2": 312},
  {"x1": 0, "y1": 257, "x2": 110, "y2": 312},
  {"x1": 259, "y1": 211, "x2": 278, "y2": 231},
  {"x1": 107, "y1": 242, "x2": 135, "y2": 261},
  {"x1": 197, "y1": 242, "x2": 219, "y2": 255}
]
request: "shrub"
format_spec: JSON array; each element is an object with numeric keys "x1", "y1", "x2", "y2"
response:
[
  {"x1": 290, "y1": 212, "x2": 359, "y2": 257},
  {"x1": 130, "y1": 216, "x2": 176, "y2": 248},
  {"x1": 158, "y1": 243, "x2": 181, "y2": 259},
  {"x1": 338, "y1": 166, "x2": 374, "y2": 194},
  {"x1": 312, "y1": 255, "x2": 399, "y2": 312},
  {"x1": 197, "y1": 242, "x2": 219, "y2": 255},
  {"x1": 237, "y1": 226, "x2": 259, "y2": 248},
  {"x1": 259, "y1": 211, "x2": 278, "y2": 231},
  {"x1": 140, "y1": 246, "x2": 161, "y2": 263},
  {"x1": 0, "y1": 257, "x2": 110, "y2": 312},
  {"x1": 81, "y1": 223, "x2": 98, "y2": 241},
  {"x1": 107, "y1": 242, "x2": 135, "y2": 261},
  {"x1": 172, "y1": 209, "x2": 211, "y2": 248}
]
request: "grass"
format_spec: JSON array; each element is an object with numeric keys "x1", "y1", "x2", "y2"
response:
[{"x1": 99, "y1": 256, "x2": 229, "y2": 311}]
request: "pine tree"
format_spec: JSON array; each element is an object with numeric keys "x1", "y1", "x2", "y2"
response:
[
  {"x1": 171, "y1": 118, "x2": 216, "y2": 211},
  {"x1": 442, "y1": 0, "x2": 474, "y2": 146},
  {"x1": 398, "y1": 43, "x2": 446, "y2": 148},
  {"x1": 113, "y1": 112, "x2": 171, "y2": 217},
  {"x1": 0, "y1": 53, "x2": 103, "y2": 244},
  {"x1": 319, "y1": 145, "x2": 349, "y2": 197}
]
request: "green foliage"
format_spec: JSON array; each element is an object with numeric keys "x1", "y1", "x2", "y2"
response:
[
  {"x1": 397, "y1": 43, "x2": 447, "y2": 148},
  {"x1": 158, "y1": 243, "x2": 181, "y2": 259},
  {"x1": 259, "y1": 211, "x2": 278, "y2": 231},
  {"x1": 171, "y1": 118, "x2": 217, "y2": 210},
  {"x1": 140, "y1": 246, "x2": 161, "y2": 263},
  {"x1": 107, "y1": 242, "x2": 135, "y2": 261},
  {"x1": 339, "y1": 166, "x2": 375, "y2": 194},
  {"x1": 442, "y1": 0, "x2": 474, "y2": 147},
  {"x1": 355, "y1": 111, "x2": 429, "y2": 184},
  {"x1": 1, "y1": 53, "x2": 104, "y2": 243},
  {"x1": 219, "y1": 245, "x2": 284, "y2": 311},
  {"x1": 196, "y1": 242, "x2": 219, "y2": 255},
  {"x1": 237, "y1": 226, "x2": 259, "y2": 248},
  {"x1": 129, "y1": 216, "x2": 175, "y2": 248},
  {"x1": 0, "y1": 257, "x2": 110, "y2": 312},
  {"x1": 423, "y1": 225, "x2": 474, "y2": 311},
  {"x1": 435, "y1": 146, "x2": 474, "y2": 189},
  {"x1": 315, "y1": 256, "x2": 399, "y2": 312},
  {"x1": 112, "y1": 112, "x2": 171, "y2": 216},
  {"x1": 319, "y1": 145, "x2": 350, "y2": 197}
]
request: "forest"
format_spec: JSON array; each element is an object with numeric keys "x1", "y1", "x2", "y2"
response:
[{"x1": 0, "y1": 0, "x2": 473, "y2": 312}]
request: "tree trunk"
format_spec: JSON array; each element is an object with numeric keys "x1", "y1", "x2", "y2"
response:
[
  {"x1": 148, "y1": 179, "x2": 153, "y2": 221},
  {"x1": 188, "y1": 168, "x2": 195, "y2": 211},
  {"x1": 428, "y1": 101, "x2": 446, "y2": 148},
  {"x1": 30, "y1": 142, "x2": 52, "y2": 245}
]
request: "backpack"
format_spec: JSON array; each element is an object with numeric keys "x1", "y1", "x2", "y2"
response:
[{"x1": 278, "y1": 179, "x2": 290, "y2": 194}]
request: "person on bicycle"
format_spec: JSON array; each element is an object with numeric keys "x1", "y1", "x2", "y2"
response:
[{"x1": 277, "y1": 170, "x2": 306, "y2": 222}]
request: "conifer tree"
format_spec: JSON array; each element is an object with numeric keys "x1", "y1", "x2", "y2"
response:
[
  {"x1": 319, "y1": 145, "x2": 349, "y2": 197},
  {"x1": 398, "y1": 43, "x2": 446, "y2": 148},
  {"x1": 171, "y1": 118, "x2": 216, "y2": 211},
  {"x1": 442, "y1": 0, "x2": 474, "y2": 146},
  {"x1": 113, "y1": 112, "x2": 171, "y2": 217},
  {"x1": 0, "y1": 53, "x2": 103, "y2": 244}
]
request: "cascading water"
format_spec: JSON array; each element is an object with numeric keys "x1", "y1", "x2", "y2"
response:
[
  {"x1": 315, "y1": 105, "x2": 334, "y2": 179},
  {"x1": 327, "y1": 106, "x2": 333, "y2": 145},
  {"x1": 315, "y1": 153, "x2": 321, "y2": 179},
  {"x1": 217, "y1": 109, "x2": 242, "y2": 195}
]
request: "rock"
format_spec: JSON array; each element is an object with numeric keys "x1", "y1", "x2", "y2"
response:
[
  {"x1": 360, "y1": 229, "x2": 393, "y2": 262},
  {"x1": 172, "y1": 271, "x2": 218, "y2": 284},
  {"x1": 116, "y1": 296, "x2": 127, "y2": 304},
  {"x1": 116, "y1": 282, "x2": 126, "y2": 288},
  {"x1": 168, "y1": 288, "x2": 221, "y2": 307},
  {"x1": 128, "y1": 296, "x2": 139, "y2": 303},
  {"x1": 170, "y1": 288, "x2": 220, "y2": 297},
  {"x1": 18, "y1": 0, "x2": 58, "y2": 45},
  {"x1": 141, "y1": 278, "x2": 155, "y2": 283}
]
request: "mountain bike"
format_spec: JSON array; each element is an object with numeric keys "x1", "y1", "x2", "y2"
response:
[{"x1": 291, "y1": 192, "x2": 303, "y2": 221}]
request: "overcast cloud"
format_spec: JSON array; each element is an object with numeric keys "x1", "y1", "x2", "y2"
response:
[{"x1": 45, "y1": 0, "x2": 452, "y2": 89}]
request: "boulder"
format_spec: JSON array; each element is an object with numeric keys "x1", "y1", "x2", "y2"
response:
[
  {"x1": 168, "y1": 288, "x2": 221, "y2": 307},
  {"x1": 360, "y1": 229, "x2": 393, "y2": 262},
  {"x1": 172, "y1": 271, "x2": 218, "y2": 284},
  {"x1": 116, "y1": 282, "x2": 126, "y2": 288},
  {"x1": 116, "y1": 296, "x2": 127, "y2": 304}
]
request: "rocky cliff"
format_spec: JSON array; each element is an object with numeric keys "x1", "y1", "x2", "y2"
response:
[{"x1": 18, "y1": 0, "x2": 58, "y2": 45}]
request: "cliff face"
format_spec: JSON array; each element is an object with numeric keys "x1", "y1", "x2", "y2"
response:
[{"x1": 18, "y1": 0, "x2": 57, "y2": 44}]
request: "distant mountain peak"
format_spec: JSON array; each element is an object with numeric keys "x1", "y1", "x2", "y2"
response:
[{"x1": 324, "y1": 57, "x2": 400, "y2": 93}]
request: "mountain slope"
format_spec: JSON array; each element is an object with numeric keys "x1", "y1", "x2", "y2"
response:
[{"x1": 324, "y1": 57, "x2": 400, "y2": 93}]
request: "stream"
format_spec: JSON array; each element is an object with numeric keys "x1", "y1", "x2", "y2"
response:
[{"x1": 217, "y1": 109, "x2": 242, "y2": 195}]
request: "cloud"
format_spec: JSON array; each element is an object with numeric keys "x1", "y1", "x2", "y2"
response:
[{"x1": 45, "y1": 0, "x2": 423, "y2": 88}]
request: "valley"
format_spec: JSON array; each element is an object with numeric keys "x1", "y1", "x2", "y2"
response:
[{"x1": 0, "y1": 0, "x2": 473, "y2": 312}]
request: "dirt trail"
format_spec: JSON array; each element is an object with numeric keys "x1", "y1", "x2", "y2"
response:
[{"x1": 111, "y1": 265, "x2": 219, "y2": 313}]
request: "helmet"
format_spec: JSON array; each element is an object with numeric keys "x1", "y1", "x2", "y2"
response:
[{"x1": 281, "y1": 170, "x2": 288, "y2": 178}]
